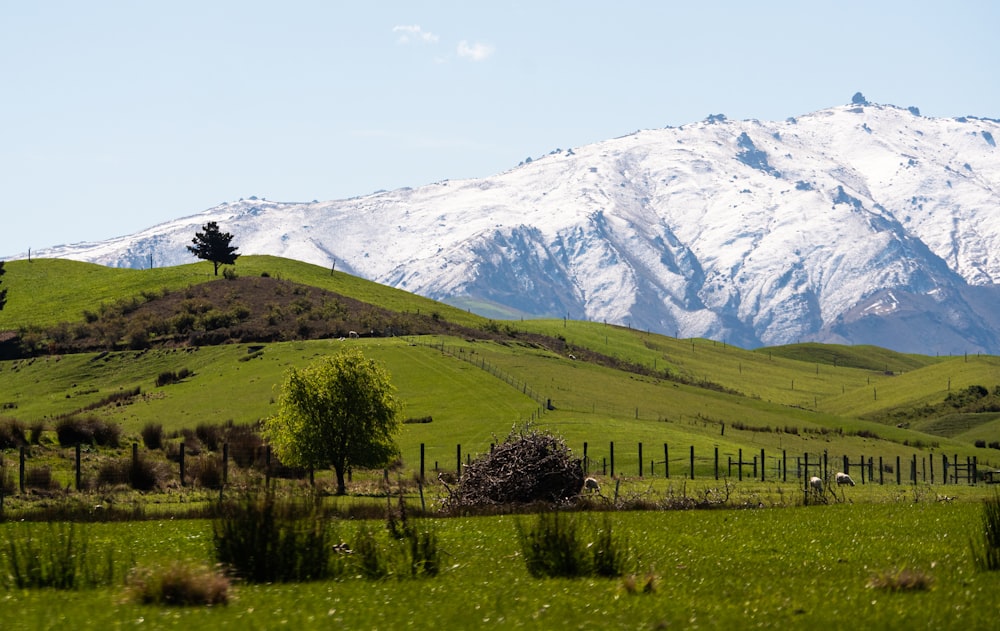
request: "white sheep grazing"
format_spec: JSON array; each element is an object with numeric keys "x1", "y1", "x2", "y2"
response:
[
  {"x1": 835, "y1": 472, "x2": 856, "y2": 486},
  {"x1": 583, "y1": 477, "x2": 600, "y2": 493},
  {"x1": 809, "y1": 476, "x2": 824, "y2": 493}
]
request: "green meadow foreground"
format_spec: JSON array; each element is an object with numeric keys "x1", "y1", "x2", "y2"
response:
[{"x1": 2, "y1": 502, "x2": 998, "y2": 630}]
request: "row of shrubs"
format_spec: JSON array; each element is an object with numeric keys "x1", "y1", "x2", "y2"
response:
[
  {"x1": 975, "y1": 440, "x2": 1000, "y2": 450},
  {"x1": 3, "y1": 488, "x2": 631, "y2": 594},
  {"x1": 0, "y1": 415, "x2": 122, "y2": 449}
]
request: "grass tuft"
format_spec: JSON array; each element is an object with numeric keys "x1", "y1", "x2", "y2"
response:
[
  {"x1": 516, "y1": 511, "x2": 630, "y2": 578},
  {"x1": 212, "y1": 490, "x2": 336, "y2": 583},
  {"x1": 124, "y1": 561, "x2": 230, "y2": 606},
  {"x1": 866, "y1": 567, "x2": 934, "y2": 592},
  {"x1": 1, "y1": 521, "x2": 125, "y2": 589},
  {"x1": 971, "y1": 491, "x2": 1000, "y2": 571}
]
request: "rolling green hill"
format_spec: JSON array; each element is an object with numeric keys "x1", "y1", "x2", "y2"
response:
[{"x1": 1, "y1": 257, "x2": 998, "y2": 475}]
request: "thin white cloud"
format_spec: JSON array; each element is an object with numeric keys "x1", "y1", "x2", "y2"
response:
[
  {"x1": 457, "y1": 40, "x2": 494, "y2": 62},
  {"x1": 393, "y1": 24, "x2": 439, "y2": 45}
]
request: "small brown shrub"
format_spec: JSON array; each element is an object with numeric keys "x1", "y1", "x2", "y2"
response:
[
  {"x1": 125, "y1": 562, "x2": 230, "y2": 606},
  {"x1": 141, "y1": 423, "x2": 164, "y2": 450},
  {"x1": 0, "y1": 417, "x2": 27, "y2": 448},
  {"x1": 866, "y1": 567, "x2": 933, "y2": 592}
]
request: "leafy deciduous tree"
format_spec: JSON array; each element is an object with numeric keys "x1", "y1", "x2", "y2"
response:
[
  {"x1": 263, "y1": 348, "x2": 402, "y2": 495},
  {"x1": 187, "y1": 222, "x2": 240, "y2": 276}
]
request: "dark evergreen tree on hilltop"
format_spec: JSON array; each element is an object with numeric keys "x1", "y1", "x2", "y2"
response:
[
  {"x1": 188, "y1": 221, "x2": 240, "y2": 276},
  {"x1": 0, "y1": 261, "x2": 7, "y2": 311}
]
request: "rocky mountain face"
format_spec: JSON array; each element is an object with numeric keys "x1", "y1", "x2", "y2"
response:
[{"x1": 20, "y1": 101, "x2": 1000, "y2": 354}]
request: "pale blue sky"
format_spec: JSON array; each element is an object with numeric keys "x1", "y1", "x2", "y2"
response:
[{"x1": 2, "y1": 0, "x2": 997, "y2": 257}]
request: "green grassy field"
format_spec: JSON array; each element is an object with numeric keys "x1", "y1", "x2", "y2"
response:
[
  {"x1": 2, "y1": 256, "x2": 999, "y2": 486},
  {"x1": 2, "y1": 502, "x2": 998, "y2": 629}
]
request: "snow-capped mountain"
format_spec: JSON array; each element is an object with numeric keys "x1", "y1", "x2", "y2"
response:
[{"x1": 16, "y1": 100, "x2": 1000, "y2": 355}]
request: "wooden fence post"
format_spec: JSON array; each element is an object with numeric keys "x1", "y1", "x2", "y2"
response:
[
  {"x1": 456, "y1": 444, "x2": 461, "y2": 477},
  {"x1": 610, "y1": 442, "x2": 615, "y2": 478},
  {"x1": 638, "y1": 443, "x2": 643, "y2": 477},
  {"x1": 266, "y1": 444, "x2": 272, "y2": 488},
  {"x1": 738, "y1": 448, "x2": 743, "y2": 481},
  {"x1": 664, "y1": 443, "x2": 669, "y2": 479},
  {"x1": 132, "y1": 442, "x2": 139, "y2": 487},
  {"x1": 689, "y1": 445, "x2": 695, "y2": 480},
  {"x1": 179, "y1": 442, "x2": 186, "y2": 487},
  {"x1": 782, "y1": 449, "x2": 787, "y2": 482},
  {"x1": 19, "y1": 445, "x2": 25, "y2": 494},
  {"x1": 803, "y1": 452, "x2": 810, "y2": 504},
  {"x1": 75, "y1": 443, "x2": 82, "y2": 491},
  {"x1": 760, "y1": 448, "x2": 765, "y2": 482},
  {"x1": 911, "y1": 454, "x2": 917, "y2": 485},
  {"x1": 583, "y1": 442, "x2": 589, "y2": 475},
  {"x1": 420, "y1": 443, "x2": 425, "y2": 482},
  {"x1": 896, "y1": 455, "x2": 901, "y2": 485},
  {"x1": 714, "y1": 447, "x2": 719, "y2": 480}
]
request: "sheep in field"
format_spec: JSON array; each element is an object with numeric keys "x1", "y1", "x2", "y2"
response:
[
  {"x1": 809, "y1": 476, "x2": 824, "y2": 493},
  {"x1": 835, "y1": 472, "x2": 856, "y2": 486},
  {"x1": 583, "y1": 477, "x2": 601, "y2": 494}
]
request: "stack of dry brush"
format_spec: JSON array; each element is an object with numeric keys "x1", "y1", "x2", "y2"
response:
[{"x1": 440, "y1": 426, "x2": 584, "y2": 512}]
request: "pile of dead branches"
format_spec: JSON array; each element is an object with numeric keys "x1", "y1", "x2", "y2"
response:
[{"x1": 440, "y1": 426, "x2": 584, "y2": 512}]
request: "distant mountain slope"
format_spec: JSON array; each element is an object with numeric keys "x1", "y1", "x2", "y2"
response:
[{"x1": 16, "y1": 100, "x2": 1000, "y2": 354}]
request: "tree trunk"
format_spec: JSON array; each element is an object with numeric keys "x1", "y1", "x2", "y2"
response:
[{"x1": 334, "y1": 464, "x2": 347, "y2": 495}]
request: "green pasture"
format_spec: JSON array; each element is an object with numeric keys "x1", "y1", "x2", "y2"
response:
[
  {"x1": 2, "y1": 501, "x2": 999, "y2": 629},
  {"x1": 2, "y1": 335, "x2": 997, "y2": 483},
  {"x1": 0, "y1": 255, "x2": 999, "y2": 481}
]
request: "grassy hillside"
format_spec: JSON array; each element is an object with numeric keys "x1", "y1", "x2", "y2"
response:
[
  {"x1": 0, "y1": 256, "x2": 482, "y2": 331},
  {"x1": 1, "y1": 257, "x2": 998, "y2": 477}
]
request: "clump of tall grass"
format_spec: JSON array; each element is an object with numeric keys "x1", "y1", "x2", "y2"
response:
[
  {"x1": 970, "y1": 491, "x2": 1000, "y2": 571},
  {"x1": 1, "y1": 522, "x2": 125, "y2": 589},
  {"x1": 516, "y1": 511, "x2": 630, "y2": 578},
  {"x1": 0, "y1": 417, "x2": 27, "y2": 448},
  {"x1": 212, "y1": 490, "x2": 338, "y2": 583},
  {"x1": 55, "y1": 414, "x2": 121, "y2": 447},
  {"x1": 97, "y1": 454, "x2": 167, "y2": 491},
  {"x1": 124, "y1": 562, "x2": 230, "y2": 606},
  {"x1": 866, "y1": 567, "x2": 933, "y2": 592},
  {"x1": 141, "y1": 423, "x2": 163, "y2": 450}
]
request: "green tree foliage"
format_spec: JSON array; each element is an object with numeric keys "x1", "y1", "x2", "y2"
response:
[
  {"x1": 0, "y1": 260, "x2": 7, "y2": 311},
  {"x1": 187, "y1": 221, "x2": 240, "y2": 276},
  {"x1": 263, "y1": 348, "x2": 402, "y2": 495}
]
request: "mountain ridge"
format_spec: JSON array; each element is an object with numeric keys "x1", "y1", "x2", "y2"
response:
[{"x1": 13, "y1": 100, "x2": 1000, "y2": 354}]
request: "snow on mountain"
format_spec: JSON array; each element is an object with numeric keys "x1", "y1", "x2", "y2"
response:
[{"x1": 15, "y1": 101, "x2": 1000, "y2": 354}]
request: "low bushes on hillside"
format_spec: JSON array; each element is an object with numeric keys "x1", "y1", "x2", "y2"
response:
[
  {"x1": 55, "y1": 415, "x2": 121, "y2": 448},
  {"x1": 96, "y1": 454, "x2": 168, "y2": 491},
  {"x1": 0, "y1": 417, "x2": 27, "y2": 449}
]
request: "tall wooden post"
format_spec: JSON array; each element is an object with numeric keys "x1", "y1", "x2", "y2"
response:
[
  {"x1": 75, "y1": 444, "x2": 82, "y2": 491},
  {"x1": 179, "y1": 443, "x2": 187, "y2": 487}
]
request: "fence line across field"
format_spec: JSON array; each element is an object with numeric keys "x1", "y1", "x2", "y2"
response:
[{"x1": 0, "y1": 441, "x2": 986, "y2": 503}]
